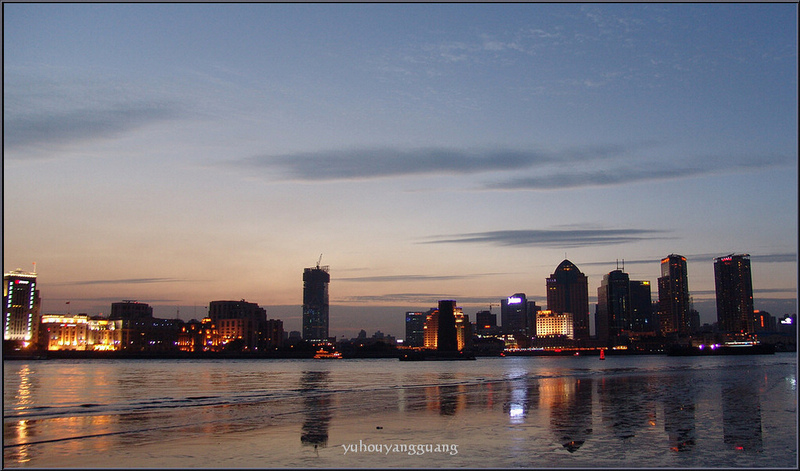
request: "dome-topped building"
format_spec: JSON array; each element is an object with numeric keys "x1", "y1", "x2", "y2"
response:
[{"x1": 546, "y1": 260, "x2": 590, "y2": 340}]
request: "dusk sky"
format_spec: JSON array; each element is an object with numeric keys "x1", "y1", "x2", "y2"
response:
[{"x1": 4, "y1": 3, "x2": 797, "y2": 339}]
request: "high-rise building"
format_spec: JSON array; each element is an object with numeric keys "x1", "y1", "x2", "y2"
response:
[
  {"x1": 3, "y1": 269, "x2": 41, "y2": 345},
  {"x1": 714, "y1": 254, "x2": 755, "y2": 335},
  {"x1": 405, "y1": 311, "x2": 427, "y2": 347},
  {"x1": 501, "y1": 293, "x2": 528, "y2": 337},
  {"x1": 597, "y1": 269, "x2": 653, "y2": 342},
  {"x1": 437, "y1": 300, "x2": 458, "y2": 352},
  {"x1": 546, "y1": 260, "x2": 590, "y2": 340},
  {"x1": 657, "y1": 254, "x2": 691, "y2": 335},
  {"x1": 303, "y1": 263, "x2": 330, "y2": 342},
  {"x1": 629, "y1": 280, "x2": 654, "y2": 332},
  {"x1": 423, "y1": 303, "x2": 471, "y2": 351},
  {"x1": 596, "y1": 269, "x2": 630, "y2": 342}
]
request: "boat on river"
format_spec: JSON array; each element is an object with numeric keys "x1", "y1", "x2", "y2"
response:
[{"x1": 313, "y1": 348, "x2": 342, "y2": 359}]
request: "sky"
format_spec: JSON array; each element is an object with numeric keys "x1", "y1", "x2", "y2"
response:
[{"x1": 3, "y1": 3, "x2": 797, "y2": 340}]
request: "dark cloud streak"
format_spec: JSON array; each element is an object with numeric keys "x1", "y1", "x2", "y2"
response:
[
  {"x1": 423, "y1": 228, "x2": 670, "y2": 248},
  {"x1": 484, "y1": 153, "x2": 791, "y2": 190},
  {"x1": 230, "y1": 144, "x2": 791, "y2": 190},
  {"x1": 4, "y1": 103, "x2": 183, "y2": 152},
  {"x1": 232, "y1": 144, "x2": 631, "y2": 181},
  {"x1": 57, "y1": 278, "x2": 186, "y2": 286},
  {"x1": 339, "y1": 273, "x2": 508, "y2": 283}
]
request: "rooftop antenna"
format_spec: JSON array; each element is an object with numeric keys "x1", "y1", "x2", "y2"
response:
[{"x1": 32, "y1": 262, "x2": 37, "y2": 274}]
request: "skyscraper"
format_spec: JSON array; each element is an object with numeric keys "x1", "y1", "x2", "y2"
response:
[
  {"x1": 597, "y1": 269, "x2": 653, "y2": 342},
  {"x1": 405, "y1": 311, "x2": 427, "y2": 347},
  {"x1": 596, "y1": 269, "x2": 631, "y2": 343},
  {"x1": 714, "y1": 254, "x2": 755, "y2": 335},
  {"x1": 303, "y1": 262, "x2": 330, "y2": 342},
  {"x1": 546, "y1": 260, "x2": 590, "y2": 340},
  {"x1": 424, "y1": 300, "x2": 472, "y2": 353},
  {"x1": 3, "y1": 269, "x2": 41, "y2": 345},
  {"x1": 658, "y1": 254, "x2": 691, "y2": 335},
  {"x1": 629, "y1": 280, "x2": 654, "y2": 332},
  {"x1": 437, "y1": 300, "x2": 458, "y2": 352},
  {"x1": 501, "y1": 293, "x2": 528, "y2": 337}
]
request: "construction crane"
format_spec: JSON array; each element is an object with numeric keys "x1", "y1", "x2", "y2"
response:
[
  {"x1": 488, "y1": 303, "x2": 497, "y2": 313},
  {"x1": 316, "y1": 254, "x2": 323, "y2": 269}
]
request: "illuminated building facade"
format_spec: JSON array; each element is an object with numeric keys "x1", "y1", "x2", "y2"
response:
[
  {"x1": 714, "y1": 254, "x2": 755, "y2": 335},
  {"x1": 657, "y1": 254, "x2": 691, "y2": 335},
  {"x1": 546, "y1": 260, "x2": 589, "y2": 340},
  {"x1": 405, "y1": 311, "x2": 427, "y2": 347},
  {"x1": 536, "y1": 310, "x2": 574, "y2": 339},
  {"x1": 3, "y1": 269, "x2": 41, "y2": 346},
  {"x1": 209, "y1": 300, "x2": 267, "y2": 350},
  {"x1": 423, "y1": 303, "x2": 471, "y2": 351},
  {"x1": 41, "y1": 314, "x2": 87, "y2": 350},
  {"x1": 178, "y1": 317, "x2": 220, "y2": 352},
  {"x1": 89, "y1": 317, "x2": 124, "y2": 350},
  {"x1": 40, "y1": 314, "x2": 123, "y2": 351},
  {"x1": 303, "y1": 264, "x2": 330, "y2": 342}
]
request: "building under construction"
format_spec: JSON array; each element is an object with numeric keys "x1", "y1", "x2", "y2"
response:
[{"x1": 303, "y1": 257, "x2": 330, "y2": 342}]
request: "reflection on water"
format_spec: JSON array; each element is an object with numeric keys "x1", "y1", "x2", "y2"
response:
[
  {"x1": 546, "y1": 377, "x2": 593, "y2": 453},
  {"x1": 599, "y1": 376, "x2": 653, "y2": 441},
  {"x1": 723, "y1": 382, "x2": 763, "y2": 453},
  {"x1": 299, "y1": 371, "x2": 331, "y2": 449},
  {"x1": 663, "y1": 375, "x2": 697, "y2": 452},
  {"x1": 3, "y1": 356, "x2": 796, "y2": 468}
]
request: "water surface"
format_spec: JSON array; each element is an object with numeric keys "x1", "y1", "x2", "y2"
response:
[{"x1": 3, "y1": 354, "x2": 797, "y2": 468}]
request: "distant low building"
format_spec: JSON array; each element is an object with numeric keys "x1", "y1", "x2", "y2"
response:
[
  {"x1": 40, "y1": 314, "x2": 123, "y2": 351},
  {"x1": 536, "y1": 310, "x2": 574, "y2": 339},
  {"x1": 209, "y1": 300, "x2": 267, "y2": 351}
]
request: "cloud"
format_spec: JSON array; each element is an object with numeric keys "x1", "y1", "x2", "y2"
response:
[
  {"x1": 235, "y1": 147, "x2": 545, "y2": 181},
  {"x1": 3, "y1": 71, "x2": 184, "y2": 153},
  {"x1": 230, "y1": 144, "x2": 631, "y2": 182},
  {"x1": 57, "y1": 278, "x2": 186, "y2": 286},
  {"x1": 749, "y1": 253, "x2": 797, "y2": 264},
  {"x1": 4, "y1": 104, "x2": 182, "y2": 152},
  {"x1": 687, "y1": 252, "x2": 797, "y2": 264},
  {"x1": 336, "y1": 293, "x2": 516, "y2": 306},
  {"x1": 581, "y1": 252, "x2": 797, "y2": 269},
  {"x1": 423, "y1": 228, "x2": 670, "y2": 249},
  {"x1": 483, "y1": 153, "x2": 792, "y2": 190},
  {"x1": 230, "y1": 142, "x2": 792, "y2": 190},
  {"x1": 338, "y1": 273, "x2": 508, "y2": 283}
]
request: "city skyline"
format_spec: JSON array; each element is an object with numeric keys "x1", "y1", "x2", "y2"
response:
[{"x1": 3, "y1": 3, "x2": 797, "y2": 339}]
